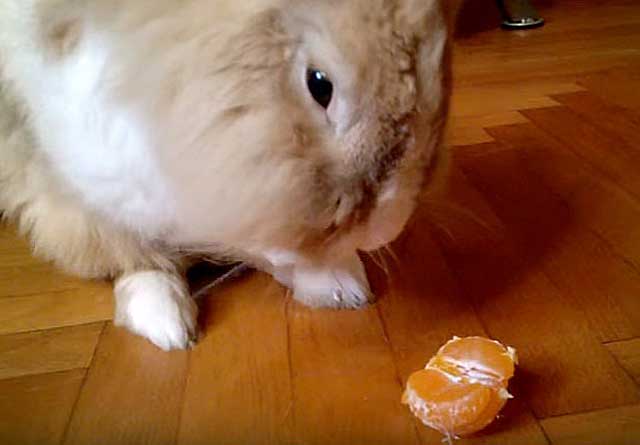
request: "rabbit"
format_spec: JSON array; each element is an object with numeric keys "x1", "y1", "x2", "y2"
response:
[{"x1": 0, "y1": 0, "x2": 452, "y2": 350}]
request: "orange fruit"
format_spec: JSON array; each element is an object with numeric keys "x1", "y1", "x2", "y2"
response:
[{"x1": 402, "y1": 336, "x2": 517, "y2": 438}]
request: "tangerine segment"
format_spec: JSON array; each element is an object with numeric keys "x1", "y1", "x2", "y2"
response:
[
  {"x1": 402, "y1": 337, "x2": 517, "y2": 437},
  {"x1": 403, "y1": 368, "x2": 507, "y2": 436},
  {"x1": 432, "y1": 336, "x2": 517, "y2": 384}
]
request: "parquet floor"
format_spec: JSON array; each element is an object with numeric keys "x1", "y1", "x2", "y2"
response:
[{"x1": 2, "y1": 1, "x2": 640, "y2": 444}]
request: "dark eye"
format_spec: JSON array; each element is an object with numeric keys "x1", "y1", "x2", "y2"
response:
[{"x1": 306, "y1": 69, "x2": 333, "y2": 109}]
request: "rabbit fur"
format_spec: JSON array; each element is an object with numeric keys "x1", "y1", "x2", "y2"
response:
[{"x1": 0, "y1": 0, "x2": 452, "y2": 350}]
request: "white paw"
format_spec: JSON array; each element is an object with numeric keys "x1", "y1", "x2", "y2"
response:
[
  {"x1": 290, "y1": 254, "x2": 372, "y2": 309},
  {"x1": 114, "y1": 270, "x2": 198, "y2": 351}
]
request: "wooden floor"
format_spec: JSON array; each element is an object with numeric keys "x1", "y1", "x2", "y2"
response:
[{"x1": 2, "y1": 1, "x2": 640, "y2": 444}]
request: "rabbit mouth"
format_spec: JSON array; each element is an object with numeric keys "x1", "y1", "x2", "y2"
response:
[
  {"x1": 330, "y1": 136, "x2": 413, "y2": 226},
  {"x1": 312, "y1": 142, "x2": 416, "y2": 253}
]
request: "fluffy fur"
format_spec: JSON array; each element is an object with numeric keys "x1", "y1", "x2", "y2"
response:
[{"x1": 0, "y1": 0, "x2": 452, "y2": 349}]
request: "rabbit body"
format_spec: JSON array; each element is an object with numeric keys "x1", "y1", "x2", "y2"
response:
[{"x1": 0, "y1": 0, "x2": 450, "y2": 349}]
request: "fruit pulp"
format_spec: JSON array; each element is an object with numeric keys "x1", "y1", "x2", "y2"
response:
[{"x1": 402, "y1": 336, "x2": 517, "y2": 438}]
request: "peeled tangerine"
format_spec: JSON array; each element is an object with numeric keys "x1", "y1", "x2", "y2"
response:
[{"x1": 402, "y1": 336, "x2": 517, "y2": 439}]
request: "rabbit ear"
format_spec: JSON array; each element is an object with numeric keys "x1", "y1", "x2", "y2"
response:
[
  {"x1": 441, "y1": 0, "x2": 465, "y2": 29},
  {"x1": 393, "y1": 0, "x2": 451, "y2": 37}
]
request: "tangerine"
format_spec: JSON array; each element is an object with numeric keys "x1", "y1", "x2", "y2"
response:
[{"x1": 402, "y1": 336, "x2": 517, "y2": 438}]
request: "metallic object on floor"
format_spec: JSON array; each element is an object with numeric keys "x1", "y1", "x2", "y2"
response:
[{"x1": 497, "y1": 0, "x2": 545, "y2": 29}]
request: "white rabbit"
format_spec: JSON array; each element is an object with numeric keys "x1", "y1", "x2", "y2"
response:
[{"x1": 0, "y1": 0, "x2": 451, "y2": 350}]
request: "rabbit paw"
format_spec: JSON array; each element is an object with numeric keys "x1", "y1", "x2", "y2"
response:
[
  {"x1": 114, "y1": 270, "x2": 198, "y2": 351},
  {"x1": 289, "y1": 253, "x2": 373, "y2": 309}
]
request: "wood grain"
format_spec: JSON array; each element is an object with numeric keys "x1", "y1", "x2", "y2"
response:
[
  {"x1": 453, "y1": 18, "x2": 640, "y2": 86},
  {"x1": 522, "y1": 106, "x2": 640, "y2": 201},
  {"x1": 1, "y1": 1, "x2": 640, "y2": 444},
  {"x1": 288, "y1": 299, "x2": 417, "y2": 445},
  {"x1": 483, "y1": 124, "x2": 640, "y2": 342},
  {"x1": 447, "y1": 111, "x2": 529, "y2": 146},
  {"x1": 553, "y1": 91, "x2": 640, "y2": 150},
  {"x1": 0, "y1": 323, "x2": 103, "y2": 380},
  {"x1": 0, "y1": 370, "x2": 85, "y2": 445},
  {"x1": 450, "y1": 81, "x2": 584, "y2": 117},
  {"x1": 541, "y1": 404, "x2": 640, "y2": 445},
  {"x1": 578, "y1": 68, "x2": 640, "y2": 111},
  {"x1": 607, "y1": 339, "x2": 640, "y2": 386},
  {"x1": 376, "y1": 216, "x2": 548, "y2": 445},
  {"x1": 178, "y1": 273, "x2": 294, "y2": 445},
  {"x1": 0, "y1": 225, "x2": 42, "y2": 267},
  {"x1": 63, "y1": 323, "x2": 188, "y2": 445},
  {"x1": 486, "y1": 122, "x2": 640, "y2": 272},
  {"x1": 0, "y1": 264, "x2": 84, "y2": 298},
  {"x1": 0, "y1": 286, "x2": 113, "y2": 335},
  {"x1": 437, "y1": 157, "x2": 640, "y2": 417}
]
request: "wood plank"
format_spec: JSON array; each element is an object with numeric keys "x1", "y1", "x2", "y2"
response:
[
  {"x1": 454, "y1": 51, "x2": 638, "y2": 88},
  {"x1": 425, "y1": 161, "x2": 508, "y2": 257},
  {"x1": 452, "y1": 111, "x2": 530, "y2": 129},
  {"x1": 454, "y1": 24, "x2": 640, "y2": 63},
  {"x1": 0, "y1": 285, "x2": 114, "y2": 335},
  {"x1": 482, "y1": 124, "x2": 640, "y2": 341},
  {"x1": 522, "y1": 106, "x2": 640, "y2": 200},
  {"x1": 0, "y1": 370, "x2": 85, "y2": 445},
  {"x1": 0, "y1": 323, "x2": 103, "y2": 380},
  {"x1": 1, "y1": 2, "x2": 639, "y2": 444},
  {"x1": 529, "y1": 229, "x2": 640, "y2": 343},
  {"x1": 374, "y1": 221, "x2": 486, "y2": 379},
  {"x1": 0, "y1": 264, "x2": 84, "y2": 298},
  {"x1": 553, "y1": 91, "x2": 640, "y2": 149},
  {"x1": 447, "y1": 111, "x2": 529, "y2": 146},
  {"x1": 485, "y1": 122, "x2": 640, "y2": 271},
  {"x1": 578, "y1": 68, "x2": 640, "y2": 111},
  {"x1": 450, "y1": 82, "x2": 583, "y2": 117},
  {"x1": 453, "y1": 20, "x2": 640, "y2": 85},
  {"x1": 63, "y1": 323, "x2": 188, "y2": 445},
  {"x1": 452, "y1": 95, "x2": 560, "y2": 118},
  {"x1": 607, "y1": 339, "x2": 640, "y2": 385},
  {"x1": 0, "y1": 248, "x2": 44, "y2": 268},
  {"x1": 456, "y1": 2, "x2": 640, "y2": 45},
  {"x1": 0, "y1": 223, "x2": 23, "y2": 243},
  {"x1": 447, "y1": 125, "x2": 493, "y2": 146},
  {"x1": 374, "y1": 211, "x2": 548, "y2": 445},
  {"x1": 288, "y1": 292, "x2": 417, "y2": 445},
  {"x1": 541, "y1": 404, "x2": 640, "y2": 445},
  {"x1": 0, "y1": 224, "x2": 42, "y2": 267},
  {"x1": 178, "y1": 272, "x2": 294, "y2": 445},
  {"x1": 438, "y1": 158, "x2": 639, "y2": 417}
]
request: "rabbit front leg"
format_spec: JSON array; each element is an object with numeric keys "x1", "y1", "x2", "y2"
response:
[
  {"x1": 114, "y1": 270, "x2": 198, "y2": 350},
  {"x1": 271, "y1": 252, "x2": 373, "y2": 309}
]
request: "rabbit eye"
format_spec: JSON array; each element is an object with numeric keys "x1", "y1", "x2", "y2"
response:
[{"x1": 306, "y1": 69, "x2": 333, "y2": 109}]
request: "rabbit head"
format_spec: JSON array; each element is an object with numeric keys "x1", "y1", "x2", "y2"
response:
[{"x1": 128, "y1": 0, "x2": 451, "y2": 261}]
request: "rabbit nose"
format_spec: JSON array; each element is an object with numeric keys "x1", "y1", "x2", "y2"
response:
[{"x1": 332, "y1": 141, "x2": 411, "y2": 229}]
